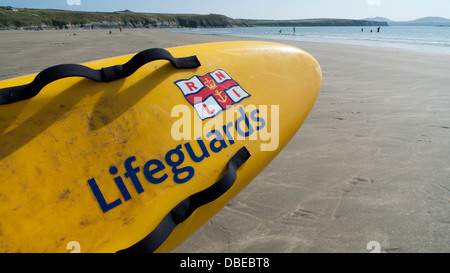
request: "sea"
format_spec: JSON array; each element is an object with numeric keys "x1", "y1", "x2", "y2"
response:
[{"x1": 169, "y1": 26, "x2": 450, "y2": 54}]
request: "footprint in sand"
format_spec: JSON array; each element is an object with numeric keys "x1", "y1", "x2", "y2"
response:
[{"x1": 279, "y1": 207, "x2": 323, "y2": 226}]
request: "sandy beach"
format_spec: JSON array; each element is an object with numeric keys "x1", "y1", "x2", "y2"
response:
[{"x1": 1, "y1": 29, "x2": 449, "y2": 253}]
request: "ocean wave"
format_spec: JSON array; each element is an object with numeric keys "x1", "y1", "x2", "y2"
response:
[{"x1": 170, "y1": 27, "x2": 450, "y2": 52}]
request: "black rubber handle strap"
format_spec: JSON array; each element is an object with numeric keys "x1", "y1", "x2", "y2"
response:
[
  {"x1": 0, "y1": 48, "x2": 201, "y2": 105},
  {"x1": 117, "y1": 146, "x2": 251, "y2": 253}
]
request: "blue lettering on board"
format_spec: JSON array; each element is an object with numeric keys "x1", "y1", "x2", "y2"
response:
[{"x1": 87, "y1": 106, "x2": 265, "y2": 213}]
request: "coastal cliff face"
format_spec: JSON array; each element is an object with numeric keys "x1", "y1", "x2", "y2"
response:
[
  {"x1": 0, "y1": 7, "x2": 387, "y2": 30},
  {"x1": 0, "y1": 8, "x2": 249, "y2": 30}
]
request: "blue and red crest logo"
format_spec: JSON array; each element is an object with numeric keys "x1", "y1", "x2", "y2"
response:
[{"x1": 175, "y1": 69, "x2": 250, "y2": 120}]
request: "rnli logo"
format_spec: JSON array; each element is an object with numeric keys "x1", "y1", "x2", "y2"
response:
[{"x1": 175, "y1": 69, "x2": 250, "y2": 120}]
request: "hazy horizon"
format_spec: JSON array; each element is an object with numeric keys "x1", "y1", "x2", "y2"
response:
[{"x1": 1, "y1": 0, "x2": 450, "y2": 22}]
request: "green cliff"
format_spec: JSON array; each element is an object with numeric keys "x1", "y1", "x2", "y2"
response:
[{"x1": 0, "y1": 7, "x2": 388, "y2": 30}]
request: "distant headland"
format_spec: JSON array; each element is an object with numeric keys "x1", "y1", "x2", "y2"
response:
[{"x1": 365, "y1": 16, "x2": 450, "y2": 26}]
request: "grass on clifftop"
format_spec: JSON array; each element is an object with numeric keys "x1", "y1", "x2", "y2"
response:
[{"x1": 0, "y1": 6, "x2": 387, "y2": 29}]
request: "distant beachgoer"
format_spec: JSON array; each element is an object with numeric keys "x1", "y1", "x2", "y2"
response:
[
  {"x1": 109, "y1": 30, "x2": 112, "y2": 34},
  {"x1": 120, "y1": 26, "x2": 123, "y2": 32},
  {"x1": 279, "y1": 29, "x2": 282, "y2": 33},
  {"x1": 377, "y1": 27, "x2": 381, "y2": 33},
  {"x1": 361, "y1": 28, "x2": 364, "y2": 32},
  {"x1": 370, "y1": 29, "x2": 373, "y2": 33},
  {"x1": 293, "y1": 26, "x2": 296, "y2": 33}
]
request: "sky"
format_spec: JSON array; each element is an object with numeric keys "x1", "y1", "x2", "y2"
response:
[{"x1": 1, "y1": 0, "x2": 450, "y2": 21}]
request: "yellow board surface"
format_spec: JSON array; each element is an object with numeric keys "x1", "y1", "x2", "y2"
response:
[{"x1": 0, "y1": 41, "x2": 321, "y2": 253}]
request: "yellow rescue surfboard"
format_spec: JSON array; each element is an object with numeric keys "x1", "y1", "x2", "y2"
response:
[{"x1": 0, "y1": 41, "x2": 321, "y2": 253}]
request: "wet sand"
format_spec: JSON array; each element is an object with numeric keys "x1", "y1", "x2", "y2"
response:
[{"x1": 1, "y1": 29, "x2": 449, "y2": 253}]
